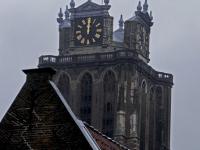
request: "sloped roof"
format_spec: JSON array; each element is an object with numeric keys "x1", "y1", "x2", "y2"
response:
[
  {"x1": 0, "y1": 68, "x2": 95, "y2": 150},
  {"x1": 113, "y1": 28, "x2": 124, "y2": 43},
  {"x1": 85, "y1": 123, "x2": 129, "y2": 150},
  {"x1": 0, "y1": 68, "x2": 128, "y2": 150}
]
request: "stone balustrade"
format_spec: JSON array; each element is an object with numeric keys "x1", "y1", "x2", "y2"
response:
[{"x1": 38, "y1": 50, "x2": 173, "y2": 85}]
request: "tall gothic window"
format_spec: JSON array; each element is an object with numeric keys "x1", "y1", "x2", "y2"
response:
[
  {"x1": 140, "y1": 81, "x2": 147, "y2": 150},
  {"x1": 80, "y1": 73, "x2": 93, "y2": 125},
  {"x1": 149, "y1": 88, "x2": 155, "y2": 150},
  {"x1": 155, "y1": 86, "x2": 162, "y2": 145},
  {"x1": 58, "y1": 73, "x2": 70, "y2": 103},
  {"x1": 102, "y1": 71, "x2": 116, "y2": 138}
]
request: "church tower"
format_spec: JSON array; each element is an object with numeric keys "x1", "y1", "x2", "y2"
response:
[{"x1": 38, "y1": 0, "x2": 173, "y2": 150}]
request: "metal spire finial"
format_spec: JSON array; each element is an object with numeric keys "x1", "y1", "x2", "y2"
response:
[
  {"x1": 119, "y1": 14, "x2": 124, "y2": 29},
  {"x1": 63, "y1": 5, "x2": 71, "y2": 27},
  {"x1": 104, "y1": 0, "x2": 109, "y2": 5},
  {"x1": 143, "y1": 0, "x2": 148, "y2": 13},
  {"x1": 70, "y1": 0, "x2": 75, "y2": 8},
  {"x1": 150, "y1": 11, "x2": 153, "y2": 21},
  {"x1": 58, "y1": 8, "x2": 63, "y2": 18},
  {"x1": 137, "y1": 1, "x2": 142, "y2": 11},
  {"x1": 65, "y1": 5, "x2": 70, "y2": 20}
]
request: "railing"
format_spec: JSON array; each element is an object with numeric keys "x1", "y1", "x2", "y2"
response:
[
  {"x1": 38, "y1": 50, "x2": 173, "y2": 84},
  {"x1": 39, "y1": 50, "x2": 137, "y2": 65}
]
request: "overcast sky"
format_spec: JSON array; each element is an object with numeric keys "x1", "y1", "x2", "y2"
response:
[{"x1": 0, "y1": 0, "x2": 200, "y2": 149}]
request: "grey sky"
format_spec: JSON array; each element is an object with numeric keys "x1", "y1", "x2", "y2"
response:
[{"x1": 0, "y1": 0, "x2": 200, "y2": 149}]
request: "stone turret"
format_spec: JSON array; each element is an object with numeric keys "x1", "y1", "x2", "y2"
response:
[{"x1": 124, "y1": 0, "x2": 153, "y2": 63}]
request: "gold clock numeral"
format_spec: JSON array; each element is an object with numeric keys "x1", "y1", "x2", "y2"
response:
[
  {"x1": 96, "y1": 29, "x2": 102, "y2": 32},
  {"x1": 87, "y1": 39, "x2": 90, "y2": 45},
  {"x1": 93, "y1": 19, "x2": 96, "y2": 24},
  {"x1": 82, "y1": 20, "x2": 86, "y2": 25},
  {"x1": 78, "y1": 25, "x2": 82, "y2": 28},
  {"x1": 95, "y1": 33, "x2": 100, "y2": 38},
  {"x1": 92, "y1": 38, "x2": 96, "y2": 43},
  {"x1": 81, "y1": 38, "x2": 85, "y2": 44},
  {"x1": 96, "y1": 23, "x2": 100, "y2": 27},
  {"x1": 87, "y1": 17, "x2": 91, "y2": 24},
  {"x1": 76, "y1": 31, "x2": 81, "y2": 34},
  {"x1": 77, "y1": 34, "x2": 82, "y2": 41}
]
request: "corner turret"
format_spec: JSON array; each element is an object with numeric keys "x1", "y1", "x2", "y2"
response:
[{"x1": 124, "y1": 0, "x2": 153, "y2": 63}]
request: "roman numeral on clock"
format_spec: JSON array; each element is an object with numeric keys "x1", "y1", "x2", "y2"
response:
[
  {"x1": 87, "y1": 40, "x2": 90, "y2": 45},
  {"x1": 96, "y1": 23, "x2": 100, "y2": 27},
  {"x1": 81, "y1": 38, "x2": 85, "y2": 44},
  {"x1": 95, "y1": 33, "x2": 100, "y2": 38},
  {"x1": 82, "y1": 20, "x2": 86, "y2": 25},
  {"x1": 97, "y1": 29, "x2": 102, "y2": 32},
  {"x1": 77, "y1": 35, "x2": 82, "y2": 40}
]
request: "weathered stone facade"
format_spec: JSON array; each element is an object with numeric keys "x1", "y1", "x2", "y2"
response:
[{"x1": 38, "y1": 1, "x2": 173, "y2": 150}]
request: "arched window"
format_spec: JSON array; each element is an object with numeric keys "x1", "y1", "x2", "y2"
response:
[
  {"x1": 140, "y1": 81, "x2": 147, "y2": 150},
  {"x1": 102, "y1": 71, "x2": 116, "y2": 138},
  {"x1": 57, "y1": 73, "x2": 70, "y2": 103},
  {"x1": 155, "y1": 86, "x2": 162, "y2": 145},
  {"x1": 149, "y1": 88, "x2": 155, "y2": 150},
  {"x1": 80, "y1": 73, "x2": 93, "y2": 125}
]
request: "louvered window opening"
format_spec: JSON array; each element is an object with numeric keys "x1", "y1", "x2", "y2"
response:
[{"x1": 80, "y1": 73, "x2": 93, "y2": 125}]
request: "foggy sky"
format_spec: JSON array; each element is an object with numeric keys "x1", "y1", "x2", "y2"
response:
[{"x1": 1, "y1": 0, "x2": 200, "y2": 149}]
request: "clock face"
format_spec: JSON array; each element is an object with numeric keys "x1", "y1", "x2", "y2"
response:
[
  {"x1": 138, "y1": 25, "x2": 149, "y2": 58},
  {"x1": 75, "y1": 16, "x2": 103, "y2": 46}
]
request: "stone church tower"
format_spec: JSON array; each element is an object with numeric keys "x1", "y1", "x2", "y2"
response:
[{"x1": 38, "y1": 0, "x2": 174, "y2": 149}]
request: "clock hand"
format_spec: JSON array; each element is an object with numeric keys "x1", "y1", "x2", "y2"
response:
[
  {"x1": 87, "y1": 17, "x2": 91, "y2": 34},
  {"x1": 87, "y1": 25, "x2": 90, "y2": 34}
]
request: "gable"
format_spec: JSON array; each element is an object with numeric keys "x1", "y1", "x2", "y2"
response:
[
  {"x1": 0, "y1": 68, "x2": 95, "y2": 150},
  {"x1": 76, "y1": 1, "x2": 101, "y2": 11},
  {"x1": 69, "y1": 1, "x2": 111, "y2": 18}
]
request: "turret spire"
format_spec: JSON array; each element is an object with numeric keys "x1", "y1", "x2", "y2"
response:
[
  {"x1": 70, "y1": 0, "x2": 75, "y2": 8},
  {"x1": 57, "y1": 8, "x2": 64, "y2": 28},
  {"x1": 150, "y1": 11, "x2": 153, "y2": 21},
  {"x1": 58, "y1": 8, "x2": 63, "y2": 18},
  {"x1": 104, "y1": 0, "x2": 109, "y2": 5},
  {"x1": 119, "y1": 14, "x2": 124, "y2": 30},
  {"x1": 63, "y1": 5, "x2": 71, "y2": 28},
  {"x1": 137, "y1": 1, "x2": 142, "y2": 11},
  {"x1": 65, "y1": 5, "x2": 70, "y2": 20},
  {"x1": 143, "y1": 0, "x2": 148, "y2": 13}
]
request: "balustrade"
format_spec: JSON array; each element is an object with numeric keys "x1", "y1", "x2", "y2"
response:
[
  {"x1": 38, "y1": 50, "x2": 173, "y2": 84},
  {"x1": 100, "y1": 53, "x2": 113, "y2": 60},
  {"x1": 77, "y1": 55, "x2": 95, "y2": 62}
]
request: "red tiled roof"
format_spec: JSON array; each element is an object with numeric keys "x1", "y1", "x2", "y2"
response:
[{"x1": 85, "y1": 123, "x2": 129, "y2": 150}]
